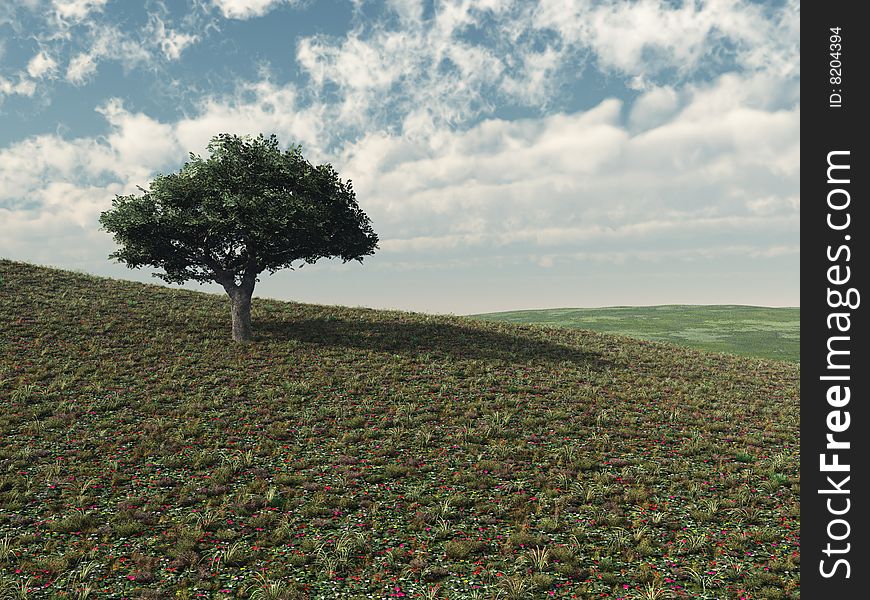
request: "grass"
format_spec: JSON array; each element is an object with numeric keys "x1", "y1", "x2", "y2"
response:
[
  {"x1": 0, "y1": 259, "x2": 799, "y2": 599},
  {"x1": 470, "y1": 306, "x2": 800, "y2": 363}
]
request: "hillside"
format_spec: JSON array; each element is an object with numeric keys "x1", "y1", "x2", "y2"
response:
[
  {"x1": 471, "y1": 306, "x2": 800, "y2": 363},
  {"x1": 0, "y1": 260, "x2": 800, "y2": 599}
]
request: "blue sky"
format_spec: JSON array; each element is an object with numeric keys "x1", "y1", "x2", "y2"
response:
[{"x1": 0, "y1": 0, "x2": 800, "y2": 314}]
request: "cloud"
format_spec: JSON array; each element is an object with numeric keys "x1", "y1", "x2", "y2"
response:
[
  {"x1": 0, "y1": 98, "x2": 182, "y2": 207},
  {"x1": 147, "y1": 14, "x2": 199, "y2": 60},
  {"x1": 64, "y1": 26, "x2": 152, "y2": 85},
  {"x1": 212, "y1": 0, "x2": 300, "y2": 20},
  {"x1": 174, "y1": 80, "x2": 324, "y2": 156},
  {"x1": 0, "y1": 75, "x2": 36, "y2": 99},
  {"x1": 95, "y1": 99, "x2": 182, "y2": 178},
  {"x1": 499, "y1": 46, "x2": 564, "y2": 106},
  {"x1": 746, "y1": 196, "x2": 800, "y2": 217},
  {"x1": 0, "y1": 181, "x2": 123, "y2": 266},
  {"x1": 5, "y1": 6, "x2": 207, "y2": 93},
  {"x1": 295, "y1": 7, "x2": 508, "y2": 134},
  {"x1": 299, "y1": 1, "x2": 556, "y2": 130},
  {"x1": 0, "y1": 79, "x2": 324, "y2": 264},
  {"x1": 0, "y1": 81, "x2": 323, "y2": 233},
  {"x1": 27, "y1": 51, "x2": 59, "y2": 78},
  {"x1": 386, "y1": 0, "x2": 424, "y2": 25},
  {"x1": 629, "y1": 85, "x2": 678, "y2": 131},
  {"x1": 330, "y1": 69, "x2": 798, "y2": 266},
  {"x1": 0, "y1": 133, "x2": 114, "y2": 207},
  {"x1": 0, "y1": 101, "x2": 177, "y2": 260},
  {"x1": 291, "y1": 0, "x2": 799, "y2": 139},
  {"x1": 65, "y1": 52, "x2": 98, "y2": 84},
  {"x1": 379, "y1": 215, "x2": 798, "y2": 254},
  {"x1": 52, "y1": 0, "x2": 109, "y2": 23},
  {"x1": 532, "y1": 0, "x2": 799, "y2": 81}
]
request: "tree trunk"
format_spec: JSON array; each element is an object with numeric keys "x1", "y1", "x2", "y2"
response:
[
  {"x1": 228, "y1": 288, "x2": 253, "y2": 342},
  {"x1": 215, "y1": 259, "x2": 259, "y2": 343}
]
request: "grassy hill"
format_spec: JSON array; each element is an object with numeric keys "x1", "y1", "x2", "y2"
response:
[
  {"x1": 0, "y1": 260, "x2": 799, "y2": 599},
  {"x1": 471, "y1": 306, "x2": 800, "y2": 363}
]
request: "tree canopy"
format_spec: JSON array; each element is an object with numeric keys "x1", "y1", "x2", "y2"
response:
[{"x1": 100, "y1": 133, "x2": 378, "y2": 341}]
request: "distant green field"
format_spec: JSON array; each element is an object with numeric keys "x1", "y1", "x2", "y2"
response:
[{"x1": 471, "y1": 305, "x2": 799, "y2": 363}]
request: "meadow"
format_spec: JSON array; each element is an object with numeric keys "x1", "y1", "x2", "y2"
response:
[
  {"x1": 471, "y1": 306, "x2": 800, "y2": 363},
  {"x1": 0, "y1": 260, "x2": 799, "y2": 599}
]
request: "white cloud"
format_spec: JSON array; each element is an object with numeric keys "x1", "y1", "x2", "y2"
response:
[
  {"x1": 174, "y1": 80, "x2": 323, "y2": 156},
  {"x1": 0, "y1": 102, "x2": 178, "y2": 261},
  {"x1": 27, "y1": 51, "x2": 58, "y2": 78},
  {"x1": 53, "y1": 0, "x2": 109, "y2": 23},
  {"x1": 0, "y1": 74, "x2": 36, "y2": 98},
  {"x1": 291, "y1": 0, "x2": 799, "y2": 139},
  {"x1": 739, "y1": 0, "x2": 800, "y2": 78},
  {"x1": 749, "y1": 244, "x2": 799, "y2": 259},
  {"x1": 64, "y1": 27, "x2": 152, "y2": 85},
  {"x1": 629, "y1": 85, "x2": 678, "y2": 131},
  {"x1": 66, "y1": 52, "x2": 98, "y2": 84},
  {"x1": 386, "y1": 0, "x2": 424, "y2": 25},
  {"x1": 96, "y1": 99, "x2": 181, "y2": 178},
  {"x1": 0, "y1": 80, "x2": 324, "y2": 263},
  {"x1": 0, "y1": 180, "x2": 123, "y2": 265},
  {"x1": 0, "y1": 133, "x2": 115, "y2": 206},
  {"x1": 328, "y1": 69, "x2": 798, "y2": 264},
  {"x1": 0, "y1": 81, "x2": 323, "y2": 213},
  {"x1": 295, "y1": 6, "x2": 509, "y2": 133},
  {"x1": 0, "y1": 98, "x2": 182, "y2": 209},
  {"x1": 212, "y1": 0, "x2": 299, "y2": 20},
  {"x1": 15, "y1": 7, "x2": 205, "y2": 89},
  {"x1": 379, "y1": 214, "x2": 799, "y2": 255},
  {"x1": 531, "y1": 0, "x2": 799, "y2": 81},
  {"x1": 746, "y1": 196, "x2": 800, "y2": 217},
  {"x1": 33, "y1": 181, "x2": 121, "y2": 228},
  {"x1": 500, "y1": 46, "x2": 563, "y2": 106},
  {"x1": 147, "y1": 15, "x2": 199, "y2": 60}
]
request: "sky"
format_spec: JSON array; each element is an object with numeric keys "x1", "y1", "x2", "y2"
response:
[{"x1": 0, "y1": 0, "x2": 800, "y2": 314}]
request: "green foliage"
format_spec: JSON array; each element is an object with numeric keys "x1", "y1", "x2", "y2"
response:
[
  {"x1": 99, "y1": 133, "x2": 378, "y2": 286},
  {"x1": 0, "y1": 260, "x2": 800, "y2": 598}
]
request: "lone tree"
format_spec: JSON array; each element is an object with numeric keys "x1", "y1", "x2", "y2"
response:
[{"x1": 100, "y1": 133, "x2": 378, "y2": 342}]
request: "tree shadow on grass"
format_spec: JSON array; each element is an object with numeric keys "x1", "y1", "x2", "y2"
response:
[{"x1": 256, "y1": 315, "x2": 608, "y2": 367}]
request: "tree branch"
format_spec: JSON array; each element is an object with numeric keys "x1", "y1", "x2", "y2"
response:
[{"x1": 196, "y1": 252, "x2": 234, "y2": 288}]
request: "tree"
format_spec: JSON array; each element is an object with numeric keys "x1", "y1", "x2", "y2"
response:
[{"x1": 99, "y1": 133, "x2": 379, "y2": 342}]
